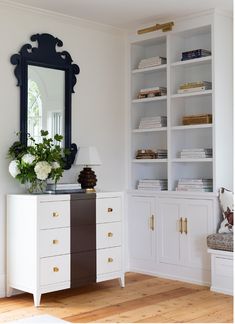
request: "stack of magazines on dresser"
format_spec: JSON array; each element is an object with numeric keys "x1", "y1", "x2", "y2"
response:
[
  {"x1": 177, "y1": 81, "x2": 212, "y2": 94},
  {"x1": 138, "y1": 179, "x2": 168, "y2": 191},
  {"x1": 138, "y1": 86, "x2": 167, "y2": 98},
  {"x1": 139, "y1": 116, "x2": 167, "y2": 129},
  {"x1": 179, "y1": 148, "x2": 213, "y2": 159},
  {"x1": 138, "y1": 56, "x2": 166, "y2": 69},
  {"x1": 181, "y1": 49, "x2": 211, "y2": 61},
  {"x1": 176, "y1": 179, "x2": 213, "y2": 192}
]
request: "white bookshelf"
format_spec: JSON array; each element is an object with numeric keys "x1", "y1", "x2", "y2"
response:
[{"x1": 129, "y1": 15, "x2": 232, "y2": 193}]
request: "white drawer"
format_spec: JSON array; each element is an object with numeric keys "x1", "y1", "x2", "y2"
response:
[
  {"x1": 40, "y1": 254, "x2": 70, "y2": 286},
  {"x1": 40, "y1": 228, "x2": 70, "y2": 257},
  {"x1": 97, "y1": 246, "x2": 122, "y2": 275},
  {"x1": 96, "y1": 197, "x2": 121, "y2": 223},
  {"x1": 39, "y1": 201, "x2": 70, "y2": 229},
  {"x1": 97, "y1": 222, "x2": 121, "y2": 249}
]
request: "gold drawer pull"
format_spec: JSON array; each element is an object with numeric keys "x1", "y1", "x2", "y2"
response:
[
  {"x1": 108, "y1": 257, "x2": 113, "y2": 263},
  {"x1": 107, "y1": 232, "x2": 113, "y2": 237},
  {"x1": 179, "y1": 217, "x2": 183, "y2": 234},
  {"x1": 52, "y1": 212, "x2": 59, "y2": 217},
  {"x1": 183, "y1": 218, "x2": 188, "y2": 234},
  {"x1": 107, "y1": 208, "x2": 113, "y2": 213},
  {"x1": 52, "y1": 239, "x2": 59, "y2": 245},
  {"x1": 53, "y1": 267, "x2": 59, "y2": 272}
]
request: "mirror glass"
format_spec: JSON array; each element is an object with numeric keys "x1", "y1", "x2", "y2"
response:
[{"x1": 27, "y1": 65, "x2": 65, "y2": 145}]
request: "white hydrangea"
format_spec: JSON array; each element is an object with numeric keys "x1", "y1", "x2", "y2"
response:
[
  {"x1": 9, "y1": 160, "x2": 21, "y2": 178},
  {"x1": 34, "y1": 161, "x2": 52, "y2": 180},
  {"x1": 22, "y1": 153, "x2": 35, "y2": 164},
  {"x1": 51, "y1": 161, "x2": 60, "y2": 169}
]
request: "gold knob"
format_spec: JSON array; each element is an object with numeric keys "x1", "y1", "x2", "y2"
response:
[
  {"x1": 107, "y1": 232, "x2": 113, "y2": 237},
  {"x1": 108, "y1": 257, "x2": 113, "y2": 263},
  {"x1": 53, "y1": 267, "x2": 59, "y2": 272},
  {"x1": 53, "y1": 239, "x2": 59, "y2": 245},
  {"x1": 107, "y1": 208, "x2": 113, "y2": 213},
  {"x1": 179, "y1": 217, "x2": 183, "y2": 234},
  {"x1": 52, "y1": 212, "x2": 59, "y2": 217}
]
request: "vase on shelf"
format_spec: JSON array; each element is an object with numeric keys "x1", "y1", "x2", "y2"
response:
[{"x1": 25, "y1": 179, "x2": 47, "y2": 194}]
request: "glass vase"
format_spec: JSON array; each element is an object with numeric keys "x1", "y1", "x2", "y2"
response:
[{"x1": 25, "y1": 179, "x2": 47, "y2": 194}]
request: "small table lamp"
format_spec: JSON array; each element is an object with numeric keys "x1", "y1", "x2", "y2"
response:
[{"x1": 76, "y1": 146, "x2": 102, "y2": 192}]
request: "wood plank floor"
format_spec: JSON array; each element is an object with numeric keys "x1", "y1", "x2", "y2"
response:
[{"x1": 0, "y1": 273, "x2": 233, "y2": 323}]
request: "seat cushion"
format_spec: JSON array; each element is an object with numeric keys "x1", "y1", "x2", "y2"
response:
[{"x1": 207, "y1": 233, "x2": 233, "y2": 252}]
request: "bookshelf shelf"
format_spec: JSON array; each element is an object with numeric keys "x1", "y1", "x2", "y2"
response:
[
  {"x1": 171, "y1": 124, "x2": 212, "y2": 131},
  {"x1": 132, "y1": 159, "x2": 168, "y2": 163},
  {"x1": 132, "y1": 96, "x2": 167, "y2": 103},
  {"x1": 171, "y1": 56, "x2": 212, "y2": 67},
  {"x1": 132, "y1": 127, "x2": 167, "y2": 133},
  {"x1": 171, "y1": 90, "x2": 212, "y2": 99},
  {"x1": 132, "y1": 64, "x2": 167, "y2": 74},
  {"x1": 172, "y1": 158, "x2": 213, "y2": 163}
]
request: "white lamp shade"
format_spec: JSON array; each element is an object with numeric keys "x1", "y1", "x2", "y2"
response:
[{"x1": 76, "y1": 146, "x2": 102, "y2": 166}]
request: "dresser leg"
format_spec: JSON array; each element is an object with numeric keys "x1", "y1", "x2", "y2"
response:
[
  {"x1": 33, "y1": 293, "x2": 41, "y2": 307},
  {"x1": 119, "y1": 274, "x2": 125, "y2": 288}
]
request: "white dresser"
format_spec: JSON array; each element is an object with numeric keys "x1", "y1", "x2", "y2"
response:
[{"x1": 7, "y1": 192, "x2": 124, "y2": 306}]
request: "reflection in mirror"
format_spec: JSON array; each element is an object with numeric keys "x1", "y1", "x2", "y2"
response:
[{"x1": 28, "y1": 65, "x2": 65, "y2": 145}]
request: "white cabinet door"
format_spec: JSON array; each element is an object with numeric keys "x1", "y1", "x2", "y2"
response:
[
  {"x1": 181, "y1": 200, "x2": 213, "y2": 270},
  {"x1": 158, "y1": 198, "x2": 181, "y2": 265},
  {"x1": 129, "y1": 196, "x2": 155, "y2": 265}
]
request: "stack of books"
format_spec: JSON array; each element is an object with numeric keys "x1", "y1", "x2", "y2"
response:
[
  {"x1": 179, "y1": 148, "x2": 213, "y2": 159},
  {"x1": 157, "y1": 149, "x2": 168, "y2": 159},
  {"x1": 46, "y1": 182, "x2": 84, "y2": 193},
  {"x1": 177, "y1": 81, "x2": 212, "y2": 94},
  {"x1": 136, "y1": 149, "x2": 157, "y2": 159},
  {"x1": 138, "y1": 56, "x2": 166, "y2": 69},
  {"x1": 138, "y1": 116, "x2": 167, "y2": 129},
  {"x1": 137, "y1": 179, "x2": 168, "y2": 191},
  {"x1": 176, "y1": 179, "x2": 213, "y2": 192},
  {"x1": 138, "y1": 86, "x2": 167, "y2": 99},
  {"x1": 182, "y1": 114, "x2": 212, "y2": 125},
  {"x1": 181, "y1": 49, "x2": 211, "y2": 61}
]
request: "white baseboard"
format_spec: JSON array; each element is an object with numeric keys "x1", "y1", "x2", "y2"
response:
[{"x1": 0, "y1": 274, "x2": 6, "y2": 298}]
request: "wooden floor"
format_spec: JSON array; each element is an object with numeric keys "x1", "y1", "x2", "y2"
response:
[{"x1": 0, "y1": 273, "x2": 233, "y2": 323}]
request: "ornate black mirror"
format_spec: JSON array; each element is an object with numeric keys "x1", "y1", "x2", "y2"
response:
[{"x1": 10, "y1": 33, "x2": 80, "y2": 169}]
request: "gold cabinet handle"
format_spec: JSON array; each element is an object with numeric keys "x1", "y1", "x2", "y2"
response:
[
  {"x1": 108, "y1": 257, "x2": 113, "y2": 263},
  {"x1": 107, "y1": 208, "x2": 113, "y2": 213},
  {"x1": 53, "y1": 267, "x2": 59, "y2": 272},
  {"x1": 149, "y1": 215, "x2": 154, "y2": 231},
  {"x1": 52, "y1": 212, "x2": 59, "y2": 217},
  {"x1": 52, "y1": 239, "x2": 59, "y2": 245},
  {"x1": 107, "y1": 232, "x2": 113, "y2": 237},
  {"x1": 179, "y1": 217, "x2": 183, "y2": 234},
  {"x1": 183, "y1": 218, "x2": 188, "y2": 234}
]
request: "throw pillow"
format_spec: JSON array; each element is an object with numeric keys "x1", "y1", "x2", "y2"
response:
[{"x1": 218, "y1": 187, "x2": 233, "y2": 233}]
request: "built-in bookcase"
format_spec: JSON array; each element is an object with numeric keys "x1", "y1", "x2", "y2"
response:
[{"x1": 129, "y1": 15, "x2": 232, "y2": 193}]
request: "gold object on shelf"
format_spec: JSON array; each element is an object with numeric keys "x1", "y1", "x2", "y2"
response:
[
  {"x1": 108, "y1": 207, "x2": 113, "y2": 213},
  {"x1": 183, "y1": 218, "x2": 188, "y2": 234},
  {"x1": 53, "y1": 267, "x2": 59, "y2": 272},
  {"x1": 107, "y1": 232, "x2": 113, "y2": 237},
  {"x1": 52, "y1": 212, "x2": 59, "y2": 217},
  {"x1": 138, "y1": 21, "x2": 174, "y2": 35},
  {"x1": 179, "y1": 217, "x2": 183, "y2": 234},
  {"x1": 108, "y1": 257, "x2": 113, "y2": 263},
  {"x1": 52, "y1": 239, "x2": 59, "y2": 245}
]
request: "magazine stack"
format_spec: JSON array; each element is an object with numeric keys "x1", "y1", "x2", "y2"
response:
[
  {"x1": 138, "y1": 86, "x2": 167, "y2": 98},
  {"x1": 179, "y1": 148, "x2": 212, "y2": 159},
  {"x1": 181, "y1": 49, "x2": 211, "y2": 61},
  {"x1": 177, "y1": 81, "x2": 212, "y2": 94},
  {"x1": 138, "y1": 56, "x2": 166, "y2": 69},
  {"x1": 176, "y1": 179, "x2": 213, "y2": 192},
  {"x1": 138, "y1": 179, "x2": 168, "y2": 191},
  {"x1": 138, "y1": 116, "x2": 167, "y2": 129}
]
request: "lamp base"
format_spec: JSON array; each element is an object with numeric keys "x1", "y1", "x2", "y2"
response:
[{"x1": 77, "y1": 167, "x2": 97, "y2": 191}]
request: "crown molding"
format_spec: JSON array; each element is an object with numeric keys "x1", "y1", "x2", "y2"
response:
[{"x1": 0, "y1": 0, "x2": 125, "y2": 35}]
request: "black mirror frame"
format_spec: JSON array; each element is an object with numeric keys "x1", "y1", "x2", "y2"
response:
[{"x1": 10, "y1": 33, "x2": 80, "y2": 169}]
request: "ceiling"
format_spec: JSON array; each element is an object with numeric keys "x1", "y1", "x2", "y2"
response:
[{"x1": 7, "y1": 0, "x2": 233, "y2": 29}]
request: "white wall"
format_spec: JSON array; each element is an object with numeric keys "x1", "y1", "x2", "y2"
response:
[{"x1": 0, "y1": 3, "x2": 126, "y2": 296}]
